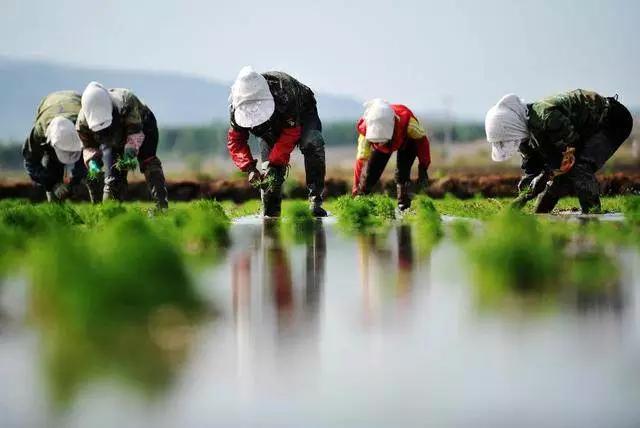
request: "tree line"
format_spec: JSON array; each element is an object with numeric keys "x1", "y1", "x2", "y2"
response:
[{"x1": 0, "y1": 120, "x2": 485, "y2": 171}]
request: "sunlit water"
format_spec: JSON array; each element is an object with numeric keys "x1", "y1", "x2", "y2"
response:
[{"x1": 1, "y1": 218, "x2": 640, "y2": 427}]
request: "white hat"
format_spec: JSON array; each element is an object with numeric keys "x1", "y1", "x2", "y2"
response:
[
  {"x1": 363, "y1": 99, "x2": 395, "y2": 143},
  {"x1": 81, "y1": 81, "x2": 113, "y2": 132},
  {"x1": 485, "y1": 94, "x2": 529, "y2": 162},
  {"x1": 230, "y1": 66, "x2": 275, "y2": 128},
  {"x1": 46, "y1": 116, "x2": 82, "y2": 165}
]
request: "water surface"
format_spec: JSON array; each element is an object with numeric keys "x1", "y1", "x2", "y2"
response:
[{"x1": 1, "y1": 218, "x2": 639, "y2": 427}]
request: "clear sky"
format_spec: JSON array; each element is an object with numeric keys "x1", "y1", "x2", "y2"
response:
[{"x1": 2, "y1": 0, "x2": 638, "y2": 119}]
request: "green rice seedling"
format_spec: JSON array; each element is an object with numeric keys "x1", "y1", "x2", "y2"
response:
[
  {"x1": 174, "y1": 200, "x2": 230, "y2": 252},
  {"x1": 410, "y1": 196, "x2": 443, "y2": 253},
  {"x1": 114, "y1": 155, "x2": 138, "y2": 172},
  {"x1": 221, "y1": 199, "x2": 262, "y2": 218},
  {"x1": 28, "y1": 216, "x2": 207, "y2": 405},
  {"x1": 38, "y1": 203, "x2": 84, "y2": 226},
  {"x1": 281, "y1": 200, "x2": 316, "y2": 243},
  {"x1": 0, "y1": 203, "x2": 83, "y2": 236},
  {"x1": 468, "y1": 208, "x2": 562, "y2": 300},
  {"x1": 0, "y1": 222, "x2": 22, "y2": 274},
  {"x1": 333, "y1": 195, "x2": 392, "y2": 234},
  {"x1": 433, "y1": 195, "x2": 508, "y2": 219},
  {"x1": 565, "y1": 241, "x2": 620, "y2": 299},
  {"x1": 449, "y1": 219, "x2": 474, "y2": 243},
  {"x1": 77, "y1": 201, "x2": 128, "y2": 227},
  {"x1": 623, "y1": 196, "x2": 640, "y2": 226}
]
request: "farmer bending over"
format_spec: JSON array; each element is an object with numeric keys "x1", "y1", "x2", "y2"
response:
[
  {"x1": 23, "y1": 91, "x2": 95, "y2": 202},
  {"x1": 77, "y1": 82, "x2": 168, "y2": 209},
  {"x1": 226, "y1": 67, "x2": 327, "y2": 217},
  {"x1": 485, "y1": 90, "x2": 633, "y2": 213},
  {"x1": 352, "y1": 99, "x2": 431, "y2": 211}
]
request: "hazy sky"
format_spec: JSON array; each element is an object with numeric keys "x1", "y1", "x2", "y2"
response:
[{"x1": 2, "y1": 0, "x2": 639, "y2": 119}]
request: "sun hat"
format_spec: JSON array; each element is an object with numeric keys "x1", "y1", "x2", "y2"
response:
[
  {"x1": 363, "y1": 98, "x2": 395, "y2": 143},
  {"x1": 230, "y1": 66, "x2": 275, "y2": 128}
]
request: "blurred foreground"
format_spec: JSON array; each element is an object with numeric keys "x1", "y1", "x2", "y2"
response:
[{"x1": 1, "y1": 199, "x2": 640, "y2": 426}]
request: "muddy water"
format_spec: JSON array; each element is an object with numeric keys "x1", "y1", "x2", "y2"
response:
[{"x1": 1, "y1": 218, "x2": 640, "y2": 427}]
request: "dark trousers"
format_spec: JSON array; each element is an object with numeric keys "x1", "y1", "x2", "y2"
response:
[
  {"x1": 536, "y1": 99, "x2": 634, "y2": 213},
  {"x1": 359, "y1": 142, "x2": 417, "y2": 193},
  {"x1": 103, "y1": 110, "x2": 161, "y2": 200},
  {"x1": 259, "y1": 106, "x2": 326, "y2": 203}
]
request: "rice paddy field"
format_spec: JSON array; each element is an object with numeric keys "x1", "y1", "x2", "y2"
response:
[{"x1": 1, "y1": 195, "x2": 640, "y2": 426}]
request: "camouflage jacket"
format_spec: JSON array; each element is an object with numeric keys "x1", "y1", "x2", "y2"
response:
[
  {"x1": 229, "y1": 71, "x2": 316, "y2": 145},
  {"x1": 521, "y1": 89, "x2": 610, "y2": 173},
  {"x1": 76, "y1": 88, "x2": 150, "y2": 150},
  {"x1": 22, "y1": 91, "x2": 81, "y2": 164}
]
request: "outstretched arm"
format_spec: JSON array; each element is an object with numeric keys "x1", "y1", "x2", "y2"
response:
[
  {"x1": 227, "y1": 127, "x2": 256, "y2": 172},
  {"x1": 353, "y1": 133, "x2": 371, "y2": 195},
  {"x1": 407, "y1": 117, "x2": 431, "y2": 170}
]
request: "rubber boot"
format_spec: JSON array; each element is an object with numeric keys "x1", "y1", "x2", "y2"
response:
[
  {"x1": 534, "y1": 190, "x2": 560, "y2": 214},
  {"x1": 261, "y1": 166, "x2": 285, "y2": 217},
  {"x1": 303, "y1": 135, "x2": 327, "y2": 217},
  {"x1": 576, "y1": 183, "x2": 602, "y2": 214},
  {"x1": 85, "y1": 174, "x2": 104, "y2": 204},
  {"x1": 143, "y1": 157, "x2": 169, "y2": 209},
  {"x1": 310, "y1": 198, "x2": 328, "y2": 217},
  {"x1": 534, "y1": 177, "x2": 570, "y2": 214},
  {"x1": 397, "y1": 182, "x2": 411, "y2": 211},
  {"x1": 103, "y1": 167, "x2": 127, "y2": 202},
  {"x1": 262, "y1": 190, "x2": 282, "y2": 217}
]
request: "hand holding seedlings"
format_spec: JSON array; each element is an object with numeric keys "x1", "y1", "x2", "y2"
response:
[
  {"x1": 115, "y1": 153, "x2": 138, "y2": 171},
  {"x1": 247, "y1": 167, "x2": 262, "y2": 187},
  {"x1": 511, "y1": 170, "x2": 552, "y2": 209},
  {"x1": 87, "y1": 159, "x2": 103, "y2": 181}
]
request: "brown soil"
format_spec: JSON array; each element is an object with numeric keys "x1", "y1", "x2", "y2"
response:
[{"x1": 1, "y1": 173, "x2": 639, "y2": 203}]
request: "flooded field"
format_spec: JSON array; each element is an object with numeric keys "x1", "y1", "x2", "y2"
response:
[{"x1": 2, "y1": 212, "x2": 640, "y2": 427}]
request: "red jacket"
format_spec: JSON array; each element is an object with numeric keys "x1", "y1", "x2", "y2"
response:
[
  {"x1": 227, "y1": 126, "x2": 302, "y2": 172},
  {"x1": 353, "y1": 104, "x2": 431, "y2": 192}
]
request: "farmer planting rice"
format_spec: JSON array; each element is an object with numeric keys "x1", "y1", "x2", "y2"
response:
[
  {"x1": 485, "y1": 90, "x2": 634, "y2": 213},
  {"x1": 22, "y1": 91, "x2": 97, "y2": 203},
  {"x1": 352, "y1": 99, "x2": 431, "y2": 211},
  {"x1": 226, "y1": 66, "x2": 327, "y2": 217},
  {"x1": 77, "y1": 82, "x2": 168, "y2": 209}
]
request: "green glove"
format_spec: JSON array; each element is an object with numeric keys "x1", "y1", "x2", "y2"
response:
[
  {"x1": 88, "y1": 160, "x2": 101, "y2": 174},
  {"x1": 87, "y1": 160, "x2": 103, "y2": 181}
]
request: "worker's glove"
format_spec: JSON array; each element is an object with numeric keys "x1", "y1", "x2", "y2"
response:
[
  {"x1": 511, "y1": 170, "x2": 551, "y2": 209},
  {"x1": 87, "y1": 159, "x2": 103, "y2": 181},
  {"x1": 557, "y1": 147, "x2": 576, "y2": 175},
  {"x1": 530, "y1": 171, "x2": 550, "y2": 195},
  {"x1": 416, "y1": 166, "x2": 429, "y2": 192},
  {"x1": 247, "y1": 167, "x2": 262, "y2": 187},
  {"x1": 52, "y1": 182, "x2": 70, "y2": 201},
  {"x1": 124, "y1": 144, "x2": 138, "y2": 159}
]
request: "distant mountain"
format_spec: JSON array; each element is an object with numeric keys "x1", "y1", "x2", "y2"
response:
[{"x1": 0, "y1": 57, "x2": 363, "y2": 140}]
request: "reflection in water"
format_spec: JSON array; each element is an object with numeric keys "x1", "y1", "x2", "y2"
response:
[
  {"x1": 357, "y1": 225, "x2": 431, "y2": 321},
  {"x1": 231, "y1": 219, "x2": 327, "y2": 361},
  {"x1": 5, "y1": 221, "x2": 640, "y2": 426},
  {"x1": 30, "y1": 298, "x2": 204, "y2": 408}
]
